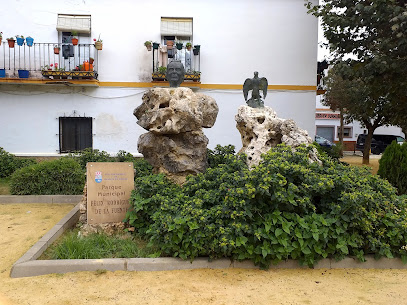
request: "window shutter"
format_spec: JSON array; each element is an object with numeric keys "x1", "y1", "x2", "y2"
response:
[
  {"x1": 57, "y1": 14, "x2": 91, "y2": 34},
  {"x1": 161, "y1": 18, "x2": 193, "y2": 36}
]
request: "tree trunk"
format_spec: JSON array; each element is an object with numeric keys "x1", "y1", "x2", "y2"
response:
[
  {"x1": 363, "y1": 127, "x2": 374, "y2": 165},
  {"x1": 339, "y1": 108, "x2": 344, "y2": 157}
]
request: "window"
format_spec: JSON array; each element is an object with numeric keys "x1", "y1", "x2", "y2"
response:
[
  {"x1": 160, "y1": 17, "x2": 193, "y2": 71},
  {"x1": 316, "y1": 126, "x2": 335, "y2": 142},
  {"x1": 337, "y1": 126, "x2": 352, "y2": 138},
  {"x1": 59, "y1": 117, "x2": 92, "y2": 153}
]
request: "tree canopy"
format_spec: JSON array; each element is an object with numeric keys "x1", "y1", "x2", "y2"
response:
[{"x1": 306, "y1": 0, "x2": 407, "y2": 134}]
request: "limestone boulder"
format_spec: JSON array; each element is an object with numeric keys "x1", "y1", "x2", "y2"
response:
[
  {"x1": 235, "y1": 105, "x2": 313, "y2": 167},
  {"x1": 137, "y1": 130, "x2": 209, "y2": 184},
  {"x1": 134, "y1": 88, "x2": 218, "y2": 134}
]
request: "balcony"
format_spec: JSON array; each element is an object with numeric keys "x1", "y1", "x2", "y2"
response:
[
  {"x1": 150, "y1": 43, "x2": 201, "y2": 83},
  {"x1": 0, "y1": 40, "x2": 100, "y2": 84}
]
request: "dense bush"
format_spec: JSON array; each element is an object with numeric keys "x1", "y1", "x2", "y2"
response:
[
  {"x1": 0, "y1": 147, "x2": 36, "y2": 178},
  {"x1": 125, "y1": 144, "x2": 407, "y2": 268},
  {"x1": 10, "y1": 158, "x2": 85, "y2": 195},
  {"x1": 314, "y1": 142, "x2": 343, "y2": 160},
  {"x1": 378, "y1": 142, "x2": 407, "y2": 195}
]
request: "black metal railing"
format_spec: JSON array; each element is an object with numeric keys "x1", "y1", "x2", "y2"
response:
[
  {"x1": 151, "y1": 44, "x2": 201, "y2": 82},
  {"x1": 0, "y1": 41, "x2": 99, "y2": 79}
]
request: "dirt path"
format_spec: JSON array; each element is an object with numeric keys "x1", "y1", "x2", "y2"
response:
[{"x1": 1, "y1": 204, "x2": 407, "y2": 305}]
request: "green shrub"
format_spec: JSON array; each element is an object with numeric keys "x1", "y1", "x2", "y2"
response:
[
  {"x1": 10, "y1": 158, "x2": 85, "y2": 195},
  {"x1": 314, "y1": 142, "x2": 342, "y2": 160},
  {"x1": 125, "y1": 144, "x2": 407, "y2": 268},
  {"x1": 66, "y1": 148, "x2": 112, "y2": 170},
  {"x1": 378, "y1": 142, "x2": 407, "y2": 195},
  {"x1": 0, "y1": 147, "x2": 37, "y2": 178}
]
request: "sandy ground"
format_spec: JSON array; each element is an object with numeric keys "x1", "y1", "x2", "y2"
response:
[{"x1": 1, "y1": 204, "x2": 407, "y2": 305}]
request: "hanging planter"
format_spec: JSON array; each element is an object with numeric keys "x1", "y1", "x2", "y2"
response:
[
  {"x1": 26, "y1": 36, "x2": 34, "y2": 47},
  {"x1": 176, "y1": 42, "x2": 183, "y2": 50},
  {"x1": 71, "y1": 31, "x2": 78, "y2": 45},
  {"x1": 152, "y1": 42, "x2": 160, "y2": 50},
  {"x1": 7, "y1": 38, "x2": 15, "y2": 48},
  {"x1": 93, "y1": 34, "x2": 103, "y2": 50},
  {"x1": 54, "y1": 45, "x2": 60, "y2": 54},
  {"x1": 166, "y1": 40, "x2": 174, "y2": 50},
  {"x1": 144, "y1": 41, "x2": 152, "y2": 51},
  {"x1": 16, "y1": 36, "x2": 24, "y2": 46},
  {"x1": 18, "y1": 69, "x2": 29, "y2": 78},
  {"x1": 186, "y1": 42, "x2": 192, "y2": 51}
]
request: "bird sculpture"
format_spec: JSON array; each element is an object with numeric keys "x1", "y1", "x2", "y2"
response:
[{"x1": 243, "y1": 71, "x2": 268, "y2": 108}]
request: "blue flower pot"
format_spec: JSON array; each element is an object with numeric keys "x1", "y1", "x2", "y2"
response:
[
  {"x1": 26, "y1": 37, "x2": 34, "y2": 47},
  {"x1": 18, "y1": 69, "x2": 29, "y2": 78},
  {"x1": 0, "y1": 69, "x2": 5, "y2": 78},
  {"x1": 16, "y1": 37, "x2": 25, "y2": 46}
]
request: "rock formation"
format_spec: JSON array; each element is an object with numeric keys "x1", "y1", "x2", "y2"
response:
[
  {"x1": 235, "y1": 105, "x2": 315, "y2": 168},
  {"x1": 134, "y1": 87, "x2": 218, "y2": 184}
]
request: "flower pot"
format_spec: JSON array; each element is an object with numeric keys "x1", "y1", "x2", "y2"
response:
[
  {"x1": 18, "y1": 69, "x2": 29, "y2": 78},
  {"x1": 166, "y1": 40, "x2": 174, "y2": 50},
  {"x1": 153, "y1": 42, "x2": 159, "y2": 50},
  {"x1": 71, "y1": 38, "x2": 78, "y2": 46},
  {"x1": 146, "y1": 44, "x2": 152, "y2": 51},
  {"x1": 176, "y1": 43, "x2": 183, "y2": 50},
  {"x1": 7, "y1": 39, "x2": 15, "y2": 48},
  {"x1": 26, "y1": 37, "x2": 34, "y2": 47},
  {"x1": 186, "y1": 45, "x2": 192, "y2": 51},
  {"x1": 83, "y1": 61, "x2": 93, "y2": 71},
  {"x1": 54, "y1": 48, "x2": 60, "y2": 54},
  {"x1": 89, "y1": 58, "x2": 94, "y2": 64},
  {"x1": 0, "y1": 69, "x2": 5, "y2": 78},
  {"x1": 95, "y1": 41, "x2": 103, "y2": 50},
  {"x1": 16, "y1": 37, "x2": 24, "y2": 46},
  {"x1": 0, "y1": 39, "x2": 2, "y2": 46},
  {"x1": 193, "y1": 48, "x2": 199, "y2": 55}
]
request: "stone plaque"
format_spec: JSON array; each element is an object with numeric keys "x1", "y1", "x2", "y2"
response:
[{"x1": 87, "y1": 162, "x2": 134, "y2": 224}]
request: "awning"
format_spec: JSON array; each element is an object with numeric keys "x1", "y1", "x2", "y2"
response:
[
  {"x1": 161, "y1": 17, "x2": 193, "y2": 36},
  {"x1": 57, "y1": 14, "x2": 91, "y2": 34}
]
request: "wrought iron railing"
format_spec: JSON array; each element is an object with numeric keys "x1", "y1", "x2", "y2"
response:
[
  {"x1": 151, "y1": 44, "x2": 201, "y2": 82},
  {"x1": 0, "y1": 41, "x2": 99, "y2": 80}
]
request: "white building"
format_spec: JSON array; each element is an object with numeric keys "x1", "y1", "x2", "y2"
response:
[
  {"x1": 315, "y1": 95, "x2": 405, "y2": 151},
  {"x1": 0, "y1": 0, "x2": 318, "y2": 156}
]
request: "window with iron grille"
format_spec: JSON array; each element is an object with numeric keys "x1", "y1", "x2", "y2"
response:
[{"x1": 59, "y1": 117, "x2": 92, "y2": 153}]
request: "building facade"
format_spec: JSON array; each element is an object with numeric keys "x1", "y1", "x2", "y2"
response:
[{"x1": 0, "y1": 0, "x2": 318, "y2": 156}]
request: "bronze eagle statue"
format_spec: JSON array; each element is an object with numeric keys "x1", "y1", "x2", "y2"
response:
[{"x1": 243, "y1": 71, "x2": 268, "y2": 108}]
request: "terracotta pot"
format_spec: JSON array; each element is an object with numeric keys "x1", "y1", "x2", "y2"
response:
[
  {"x1": 166, "y1": 40, "x2": 174, "y2": 50},
  {"x1": 95, "y1": 41, "x2": 103, "y2": 50},
  {"x1": 54, "y1": 48, "x2": 60, "y2": 54},
  {"x1": 89, "y1": 58, "x2": 94, "y2": 64},
  {"x1": 7, "y1": 39, "x2": 15, "y2": 48},
  {"x1": 146, "y1": 44, "x2": 152, "y2": 51},
  {"x1": 71, "y1": 38, "x2": 78, "y2": 45}
]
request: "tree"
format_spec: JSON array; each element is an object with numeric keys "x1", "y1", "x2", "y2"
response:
[
  {"x1": 323, "y1": 63, "x2": 395, "y2": 164},
  {"x1": 306, "y1": 0, "x2": 407, "y2": 155}
]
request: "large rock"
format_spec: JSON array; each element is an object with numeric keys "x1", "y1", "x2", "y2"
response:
[
  {"x1": 235, "y1": 105, "x2": 314, "y2": 167},
  {"x1": 134, "y1": 88, "x2": 218, "y2": 134},
  {"x1": 134, "y1": 88, "x2": 218, "y2": 184}
]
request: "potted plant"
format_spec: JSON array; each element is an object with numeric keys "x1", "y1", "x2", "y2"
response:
[
  {"x1": 193, "y1": 44, "x2": 200, "y2": 55},
  {"x1": 144, "y1": 40, "x2": 152, "y2": 51},
  {"x1": 54, "y1": 45, "x2": 60, "y2": 54},
  {"x1": 186, "y1": 42, "x2": 192, "y2": 51},
  {"x1": 89, "y1": 57, "x2": 94, "y2": 64},
  {"x1": 152, "y1": 42, "x2": 160, "y2": 50},
  {"x1": 71, "y1": 31, "x2": 78, "y2": 45},
  {"x1": 18, "y1": 69, "x2": 29, "y2": 78},
  {"x1": 94, "y1": 34, "x2": 103, "y2": 50},
  {"x1": 16, "y1": 35, "x2": 24, "y2": 46},
  {"x1": 26, "y1": 36, "x2": 34, "y2": 47},
  {"x1": 158, "y1": 66, "x2": 167, "y2": 74},
  {"x1": 7, "y1": 37, "x2": 15, "y2": 48},
  {"x1": 176, "y1": 41, "x2": 183, "y2": 50},
  {"x1": 166, "y1": 40, "x2": 174, "y2": 49}
]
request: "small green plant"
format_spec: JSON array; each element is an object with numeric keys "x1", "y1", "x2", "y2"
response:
[
  {"x1": 158, "y1": 66, "x2": 167, "y2": 74},
  {"x1": 10, "y1": 158, "x2": 85, "y2": 195},
  {"x1": 186, "y1": 42, "x2": 192, "y2": 48},
  {"x1": 0, "y1": 147, "x2": 36, "y2": 178},
  {"x1": 71, "y1": 31, "x2": 78, "y2": 37},
  {"x1": 378, "y1": 141, "x2": 407, "y2": 194},
  {"x1": 66, "y1": 148, "x2": 112, "y2": 170},
  {"x1": 144, "y1": 40, "x2": 152, "y2": 47}
]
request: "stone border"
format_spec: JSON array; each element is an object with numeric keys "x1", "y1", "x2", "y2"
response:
[
  {"x1": 10, "y1": 203, "x2": 407, "y2": 278},
  {"x1": 0, "y1": 195, "x2": 82, "y2": 204}
]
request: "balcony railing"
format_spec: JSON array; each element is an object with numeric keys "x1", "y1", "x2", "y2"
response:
[
  {"x1": 151, "y1": 44, "x2": 201, "y2": 82},
  {"x1": 0, "y1": 41, "x2": 99, "y2": 80}
]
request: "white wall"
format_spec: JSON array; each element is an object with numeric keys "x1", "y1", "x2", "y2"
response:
[{"x1": 0, "y1": 0, "x2": 318, "y2": 155}]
